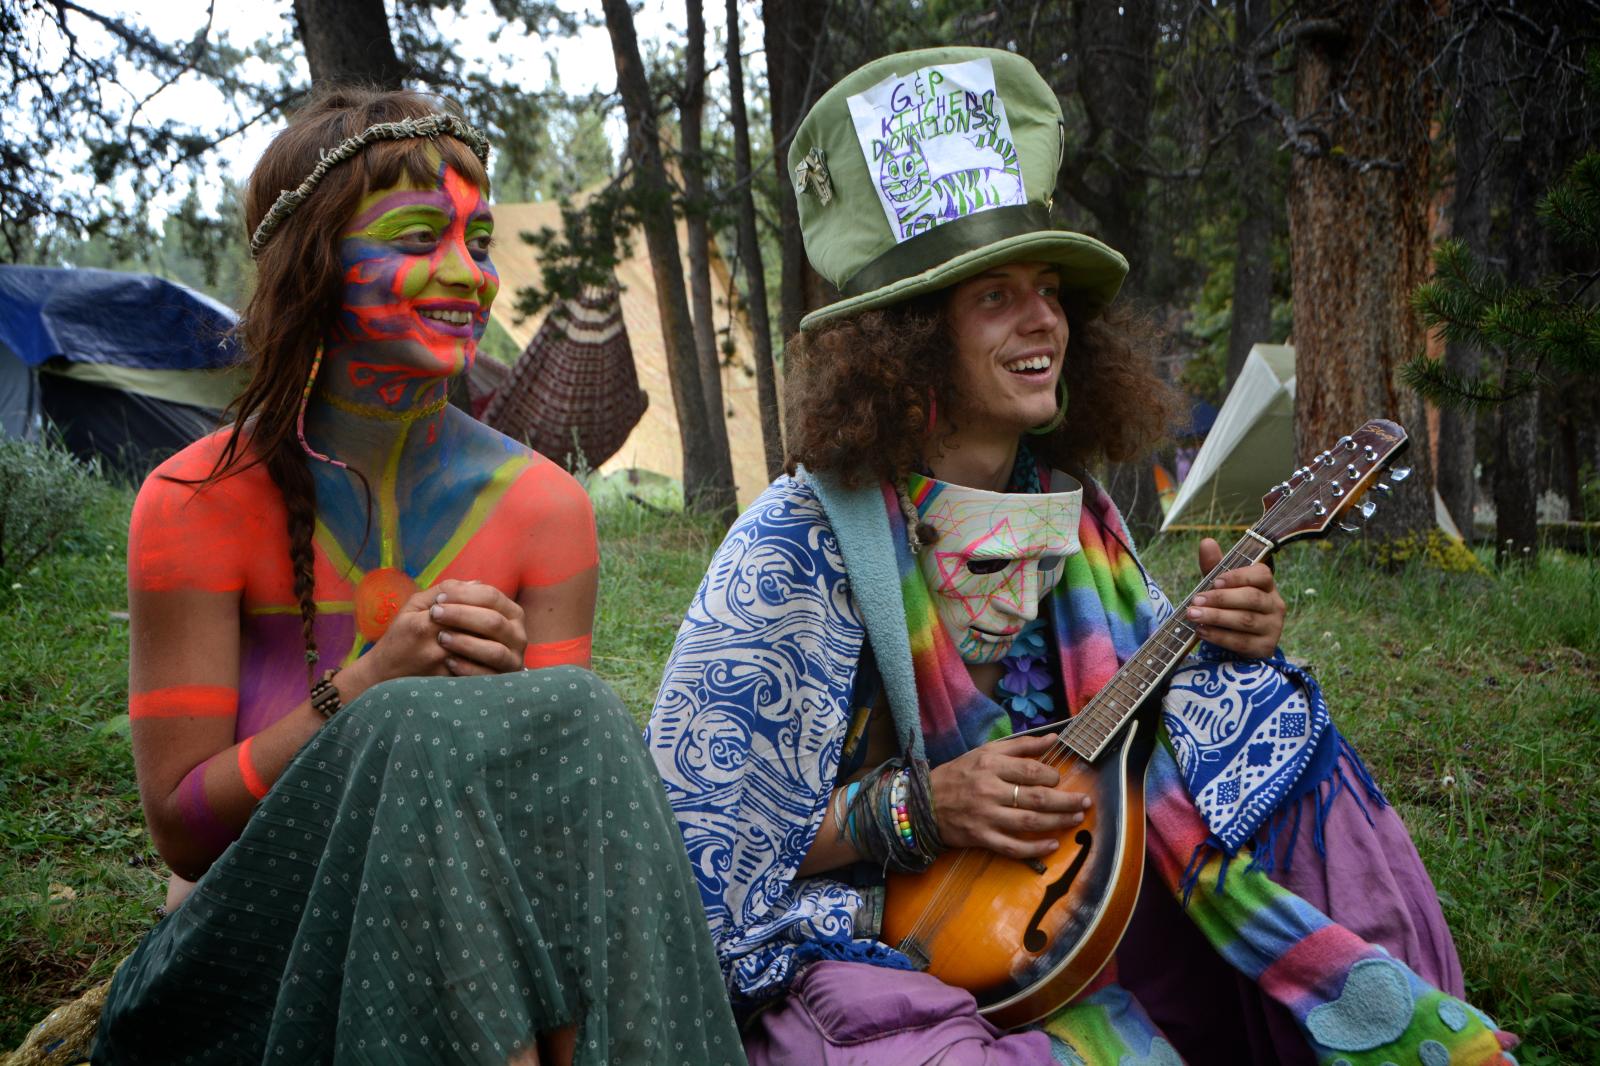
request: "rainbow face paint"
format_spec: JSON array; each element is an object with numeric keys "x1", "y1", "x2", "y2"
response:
[{"x1": 325, "y1": 159, "x2": 498, "y2": 406}]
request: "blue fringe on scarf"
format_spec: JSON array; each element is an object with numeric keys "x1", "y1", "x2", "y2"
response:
[{"x1": 1178, "y1": 725, "x2": 1388, "y2": 904}]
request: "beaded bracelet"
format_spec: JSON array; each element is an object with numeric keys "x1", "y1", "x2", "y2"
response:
[
  {"x1": 890, "y1": 768, "x2": 914, "y2": 848},
  {"x1": 842, "y1": 759, "x2": 943, "y2": 872}
]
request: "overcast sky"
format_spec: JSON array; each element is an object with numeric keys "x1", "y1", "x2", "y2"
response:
[{"x1": 70, "y1": 0, "x2": 740, "y2": 216}]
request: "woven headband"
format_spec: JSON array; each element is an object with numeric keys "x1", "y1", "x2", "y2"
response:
[{"x1": 249, "y1": 113, "x2": 491, "y2": 258}]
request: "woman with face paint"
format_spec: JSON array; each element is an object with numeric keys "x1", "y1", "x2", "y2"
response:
[
  {"x1": 95, "y1": 89, "x2": 742, "y2": 1065},
  {"x1": 647, "y1": 48, "x2": 1514, "y2": 1066}
]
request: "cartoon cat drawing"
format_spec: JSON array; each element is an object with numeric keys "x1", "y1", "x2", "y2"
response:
[{"x1": 877, "y1": 134, "x2": 1024, "y2": 240}]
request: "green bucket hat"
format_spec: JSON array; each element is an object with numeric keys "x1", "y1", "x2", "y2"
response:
[{"x1": 790, "y1": 46, "x2": 1128, "y2": 331}]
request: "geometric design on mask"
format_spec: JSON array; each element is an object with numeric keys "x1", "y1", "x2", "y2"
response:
[{"x1": 906, "y1": 470, "x2": 1083, "y2": 664}]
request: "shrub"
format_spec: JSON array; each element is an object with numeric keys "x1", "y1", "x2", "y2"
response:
[{"x1": 0, "y1": 432, "x2": 103, "y2": 581}]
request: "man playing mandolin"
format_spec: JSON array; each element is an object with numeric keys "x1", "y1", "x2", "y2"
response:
[{"x1": 647, "y1": 47, "x2": 1518, "y2": 1065}]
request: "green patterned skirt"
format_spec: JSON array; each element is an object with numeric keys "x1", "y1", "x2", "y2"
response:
[{"x1": 94, "y1": 667, "x2": 744, "y2": 1065}]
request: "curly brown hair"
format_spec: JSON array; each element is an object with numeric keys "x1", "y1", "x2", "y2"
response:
[{"x1": 782, "y1": 299, "x2": 1182, "y2": 488}]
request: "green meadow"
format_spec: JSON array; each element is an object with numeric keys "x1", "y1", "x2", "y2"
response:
[{"x1": 2, "y1": 490, "x2": 1596, "y2": 1061}]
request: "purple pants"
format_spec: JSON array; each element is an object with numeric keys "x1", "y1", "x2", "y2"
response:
[
  {"x1": 744, "y1": 756, "x2": 1463, "y2": 1066},
  {"x1": 742, "y1": 961, "x2": 1057, "y2": 1066}
]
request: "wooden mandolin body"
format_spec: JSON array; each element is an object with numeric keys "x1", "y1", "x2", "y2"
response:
[{"x1": 881, "y1": 712, "x2": 1155, "y2": 1029}]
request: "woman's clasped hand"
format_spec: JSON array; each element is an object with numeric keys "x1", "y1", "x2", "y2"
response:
[{"x1": 349, "y1": 579, "x2": 530, "y2": 685}]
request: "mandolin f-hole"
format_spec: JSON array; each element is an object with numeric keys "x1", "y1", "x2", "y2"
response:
[{"x1": 1022, "y1": 829, "x2": 1093, "y2": 953}]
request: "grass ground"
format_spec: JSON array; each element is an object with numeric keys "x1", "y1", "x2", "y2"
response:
[{"x1": 2, "y1": 489, "x2": 1596, "y2": 1060}]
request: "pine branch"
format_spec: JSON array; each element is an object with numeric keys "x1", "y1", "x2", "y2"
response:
[
  {"x1": 1400, "y1": 353, "x2": 1538, "y2": 409},
  {"x1": 1538, "y1": 151, "x2": 1600, "y2": 248}
]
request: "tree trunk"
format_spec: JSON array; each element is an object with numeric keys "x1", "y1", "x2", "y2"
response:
[
  {"x1": 1057, "y1": 0, "x2": 1161, "y2": 517},
  {"x1": 1287, "y1": 6, "x2": 1437, "y2": 545},
  {"x1": 1105, "y1": 462, "x2": 1164, "y2": 547},
  {"x1": 726, "y1": 0, "x2": 784, "y2": 479},
  {"x1": 1437, "y1": 78, "x2": 1491, "y2": 540},
  {"x1": 1058, "y1": 0, "x2": 1158, "y2": 293},
  {"x1": 681, "y1": 0, "x2": 734, "y2": 482},
  {"x1": 601, "y1": 0, "x2": 735, "y2": 519},
  {"x1": 1225, "y1": 0, "x2": 1276, "y2": 391},
  {"x1": 763, "y1": 0, "x2": 833, "y2": 339},
  {"x1": 1492, "y1": 384, "x2": 1539, "y2": 566},
  {"x1": 291, "y1": 0, "x2": 407, "y2": 89}
]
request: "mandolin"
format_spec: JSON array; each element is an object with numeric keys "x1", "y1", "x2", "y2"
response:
[{"x1": 881, "y1": 418, "x2": 1413, "y2": 1029}]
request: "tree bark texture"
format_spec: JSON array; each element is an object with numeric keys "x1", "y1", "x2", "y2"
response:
[
  {"x1": 763, "y1": 0, "x2": 834, "y2": 340},
  {"x1": 292, "y1": 0, "x2": 407, "y2": 89},
  {"x1": 681, "y1": 0, "x2": 734, "y2": 478},
  {"x1": 601, "y1": 0, "x2": 736, "y2": 519},
  {"x1": 1287, "y1": 3, "x2": 1437, "y2": 544},
  {"x1": 1225, "y1": 0, "x2": 1277, "y2": 390},
  {"x1": 726, "y1": 0, "x2": 785, "y2": 479}
]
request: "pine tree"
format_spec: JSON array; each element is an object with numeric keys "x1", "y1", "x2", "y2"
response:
[
  {"x1": 1404, "y1": 149, "x2": 1600, "y2": 565},
  {"x1": 1405, "y1": 151, "x2": 1600, "y2": 408}
]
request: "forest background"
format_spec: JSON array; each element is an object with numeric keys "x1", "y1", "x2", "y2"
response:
[{"x1": 3, "y1": 0, "x2": 1599, "y2": 1060}]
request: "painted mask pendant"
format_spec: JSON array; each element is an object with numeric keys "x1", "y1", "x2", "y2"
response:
[{"x1": 907, "y1": 471, "x2": 1082, "y2": 664}]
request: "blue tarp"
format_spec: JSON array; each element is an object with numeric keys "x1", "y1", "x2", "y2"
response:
[
  {"x1": 0, "y1": 265, "x2": 239, "y2": 371},
  {"x1": 1181, "y1": 399, "x2": 1218, "y2": 441}
]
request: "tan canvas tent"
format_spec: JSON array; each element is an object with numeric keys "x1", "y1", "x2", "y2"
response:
[
  {"x1": 482, "y1": 200, "x2": 772, "y2": 506},
  {"x1": 1162, "y1": 343, "x2": 1460, "y2": 538}
]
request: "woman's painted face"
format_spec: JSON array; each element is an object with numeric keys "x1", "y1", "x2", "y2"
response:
[
  {"x1": 327, "y1": 155, "x2": 498, "y2": 404},
  {"x1": 944, "y1": 261, "x2": 1068, "y2": 437}
]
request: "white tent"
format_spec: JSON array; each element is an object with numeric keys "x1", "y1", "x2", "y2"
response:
[
  {"x1": 1162, "y1": 343, "x2": 1460, "y2": 538},
  {"x1": 1163, "y1": 344, "x2": 1297, "y2": 531}
]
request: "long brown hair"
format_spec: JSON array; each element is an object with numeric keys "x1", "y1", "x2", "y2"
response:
[
  {"x1": 201, "y1": 86, "x2": 490, "y2": 676},
  {"x1": 781, "y1": 299, "x2": 1182, "y2": 489}
]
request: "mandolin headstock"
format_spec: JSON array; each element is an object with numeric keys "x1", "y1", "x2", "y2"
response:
[{"x1": 1257, "y1": 419, "x2": 1411, "y2": 545}]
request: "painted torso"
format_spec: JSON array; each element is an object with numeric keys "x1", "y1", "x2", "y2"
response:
[{"x1": 134, "y1": 412, "x2": 595, "y2": 742}]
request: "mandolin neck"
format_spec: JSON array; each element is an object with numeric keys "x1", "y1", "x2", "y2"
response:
[{"x1": 1058, "y1": 527, "x2": 1277, "y2": 761}]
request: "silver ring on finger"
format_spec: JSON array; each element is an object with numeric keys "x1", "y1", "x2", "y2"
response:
[{"x1": 1010, "y1": 783, "x2": 1021, "y2": 809}]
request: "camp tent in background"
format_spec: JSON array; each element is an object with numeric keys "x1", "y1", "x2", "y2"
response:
[
  {"x1": 474, "y1": 200, "x2": 771, "y2": 506},
  {"x1": 0, "y1": 266, "x2": 244, "y2": 477},
  {"x1": 480, "y1": 282, "x2": 649, "y2": 471},
  {"x1": 1162, "y1": 342, "x2": 1461, "y2": 538},
  {"x1": 1162, "y1": 343, "x2": 1298, "y2": 532}
]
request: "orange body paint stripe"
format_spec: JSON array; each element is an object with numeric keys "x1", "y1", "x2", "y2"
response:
[
  {"x1": 129, "y1": 686, "x2": 238, "y2": 720},
  {"x1": 524, "y1": 635, "x2": 592, "y2": 670},
  {"x1": 237, "y1": 735, "x2": 269, "y2": 799}
]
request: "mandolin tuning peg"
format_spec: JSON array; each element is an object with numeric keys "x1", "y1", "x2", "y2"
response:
[
  {"x1": 1374, "y1": 482, "x2": 1392, "y2": 494},
  {"x1": 1389, "y1": 466, "x2": 1412, "y2": 482},
  {"x1": 1339, "y1": 521, "x2": 1360, "y2": 534},
  {"x1": 1360, "y1": 500, "x2": 1378, "y2": 519}
]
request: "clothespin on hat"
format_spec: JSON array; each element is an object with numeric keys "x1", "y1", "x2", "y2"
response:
[{"x1": 794, "y1": 146, "x2": 834, "y2": 206}]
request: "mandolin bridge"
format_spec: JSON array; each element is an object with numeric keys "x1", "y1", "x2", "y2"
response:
[{"x1": 896, "y1": 936, "x2": 932, "y2": 970}]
